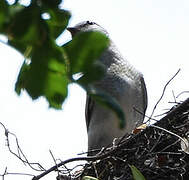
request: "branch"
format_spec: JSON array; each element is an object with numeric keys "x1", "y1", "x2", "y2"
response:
[{"x1": 32, "y1": 144, "x2": 127, "y2": 180}]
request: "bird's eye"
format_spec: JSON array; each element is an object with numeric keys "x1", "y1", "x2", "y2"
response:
[{"x1": 86, "y1": 21, "x2": 95, "y2": 25}]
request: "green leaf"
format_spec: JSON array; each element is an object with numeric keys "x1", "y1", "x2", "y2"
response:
[
  {"x1": 44, "y1": 71, "x2": 69, "y2": 109},
  {"x1": 17, "y1": 60, "x2": 69, "y2": 109},
  {"x1": 7, "y1": 5, "x2": 49, "y2": 55},
  {"x1": 77, "y1": 61, "x2": 106, "y2": 85},
  {"x1": 46, "y1": 8, "x2": 71, "y2": 38},
  {"x1": 0, "y1": 0, "x2": 8, "y2": 30},
  {"x1": 82, "y1": 176, "x2": 99, "y2": 180},
  {"x1": 1, "y1": 1, "x2": 71, "y2": 109},
  {"x1": 15, "y1": 61, "x2": 30, "y2": 95},
  {"x1": 63, "y1": 31, "x2": 109, "y2": 76},
  {"x1": 15, "y1": 40, "x2": 69, "y2": 109},
  {"x1": 41, "y1": 0, "x2": 62, "y2": 8},
  {"x1": 130, "y1": 165, "x2": 146, "y2": 180},
  {"x1": 7, "y1": 6, "x2": 39, "y2": 39},
  {"x1": 86, "y1": 86, "x2": 125, "y2": 129},
  {"x1": 0, "y1": 3, "x2": 26, "y2": 34},
  {"x1": 1, "y1": 2, "x2": 71, "y2": 55}
]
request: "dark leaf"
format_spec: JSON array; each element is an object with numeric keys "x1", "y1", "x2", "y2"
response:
[
  {"x1": 86, "y1": 86, "x2": 125, "y2": 129},
  {"x1": 40, "y1": 0, "x2": 62, "y2": 8},
  {"x1": 82, "y1": 176, "x2": 99, "y2": 180},
  {"x1": 15, "y1": 61, "x2": 30, "y2": 95},
  {"x1": 77, "y1": 61, "x2": 106, "y2": 85},
  {"x1": 15, "y1": 40, "x2": 69, "y2": 109},
  {"x1": 7, "y1": 5, "x2": 49, "y2": 55},
  {"x1": 45, "y1": 8, "x2": 71, "y2": 38},
  {"x1": 1, "y1": 1, "x2": 71, "y2": 109},
  {"x1": 7, "y1": 6, "x2": 39, "y2": 39},
  {"x1": 63, "y1": 31, "x2": 109, "y2": 76},
  {"x1": 44, "y1": 70, "x2": 69, "y2": 109},
  {"x1": 130, "y1": 165, "x2": 146, "y2": 180},
  {"x1": 0, "y1": 0, "x2": 8, "y2": 30},
  {"x1": 0, "y1": 3, "x2": 25, "y2": 34}
]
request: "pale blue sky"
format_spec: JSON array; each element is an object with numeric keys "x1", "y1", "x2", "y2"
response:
[{"x1": 0, "y1": 0, "x2": 189, "y2": 179}]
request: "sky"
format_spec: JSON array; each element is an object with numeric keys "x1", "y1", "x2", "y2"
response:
[{"x1": 0, "y1": 0, "x2": 189, "y2": 179}]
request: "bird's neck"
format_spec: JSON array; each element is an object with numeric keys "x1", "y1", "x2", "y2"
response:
[
  {"x1": 99, "y1": 41, "x2": 123, "y2": 66},
  {"x1": 99, "y1": 41, "x2": 142, "y2": 83}
]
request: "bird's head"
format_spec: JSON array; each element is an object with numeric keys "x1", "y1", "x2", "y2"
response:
[{"x1": 67, "y1": 21, "x2": 109, "y2": 37}]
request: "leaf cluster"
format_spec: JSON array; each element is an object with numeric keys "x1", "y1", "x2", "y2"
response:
[{"x1": 0, "y1": 0, "x2": 125, "y2": 127}]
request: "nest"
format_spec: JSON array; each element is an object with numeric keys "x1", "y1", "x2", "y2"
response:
[{"x1": 59, "y1": 98, "x2": 189, "y2": 180}]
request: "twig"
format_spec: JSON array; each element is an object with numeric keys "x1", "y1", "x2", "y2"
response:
[
  {"x1": 0, "y1": 167, "x2": 35, "y2": 179},
  {"x1": 32, "y1": 143, "x2": 128, "y2": 180},
  {"x1": 171, "y1": 90, "x2": 177, "y2": 103},
  {"x1": 147, "y1": 69, "x2": 181, "y2": 123},
  {"x1": 176, "y1": 91, "x2": 189, "y2": 98},
  {"x1": 133, "y1": 107, "x2": 158, "y2": 123},
  {"x1": 1, "y1": 167, "x2": 7, "y2": 180},
  {"x1": 49, "y1": 150, "x2": 60, "y2": 177},
  {"x1": 6, "y1": 131, "x2": 45, "y2": 171},
  {"x1": 153, "y1": 111, "x2": 170, "y2": 118},
  {"x1": 0, "y1": 120, "x2": 45, "y2": 175},
  {"x1": 5, "y1": 172, "x2": 35, "y2": 177},
  {"x1": 158, "y1": 97, "x2": 189, "y2": 122},
  {"x1": 150, "y1": 124, "x2": 188, "y2": 150}
]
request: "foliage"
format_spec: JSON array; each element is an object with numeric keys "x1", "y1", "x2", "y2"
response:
[
  {"x1": 0, "y1": 0, "x2": 125, "y2": 126},
  {"x1": 81, "y1": 166, "x2": 146, "y2": 180},
  {"x1": 82, "y1": 176, "x2": 99, "y2": 180},
  {"x1": 130, "y1": 165, "x2": 146, "y2": 180}
]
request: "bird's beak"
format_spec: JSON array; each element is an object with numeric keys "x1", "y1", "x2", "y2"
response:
[{"x1": 67, "y1": 27, "x2": 78, "y2": 37}]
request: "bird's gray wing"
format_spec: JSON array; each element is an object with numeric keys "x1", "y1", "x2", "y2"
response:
[
  {"x1": 140, "y1": 76, "x2": 148, "y2": 117},
  {"x1": 85, "y1": 95, "x2": 95, "y2": 131}
]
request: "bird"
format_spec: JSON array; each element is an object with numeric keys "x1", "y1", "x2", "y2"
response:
[{"x1": 67, "y1": 21, "x2": 148, "y2": 155}]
